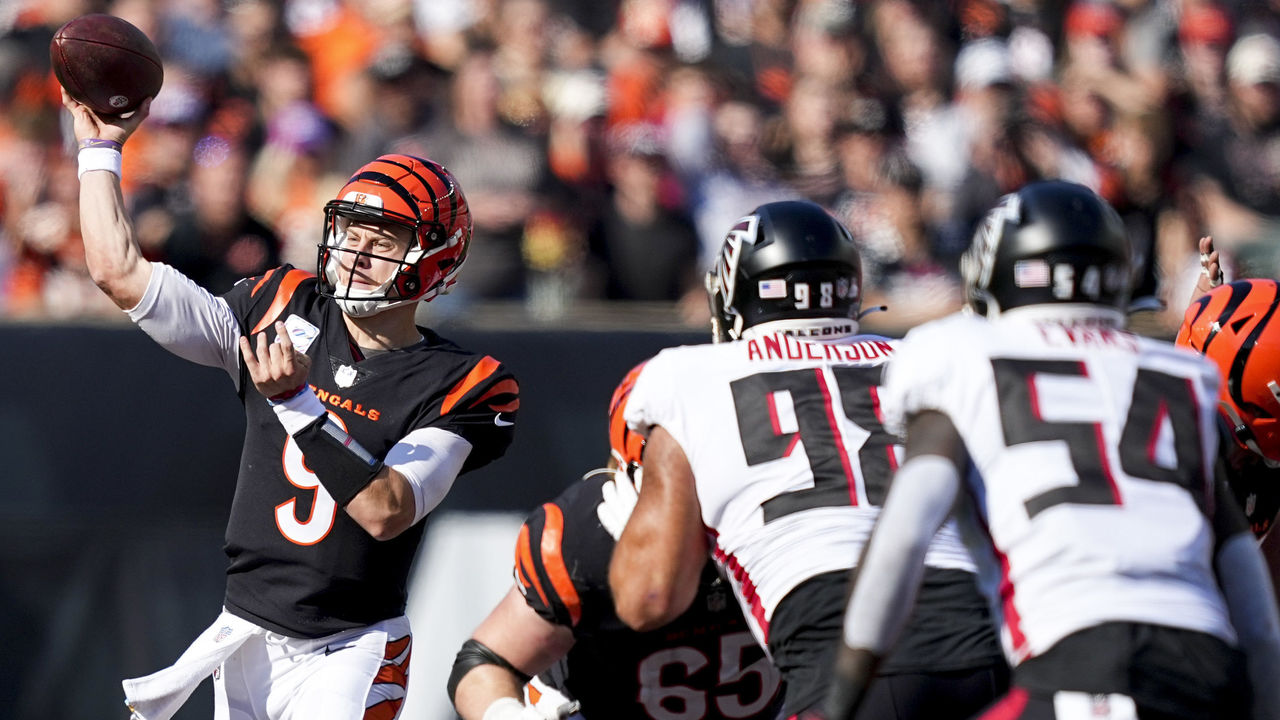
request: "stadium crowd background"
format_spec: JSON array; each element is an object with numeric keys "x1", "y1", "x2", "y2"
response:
[{"x1": 1, "y1": 0, "x2": 1279, "y2": 334}]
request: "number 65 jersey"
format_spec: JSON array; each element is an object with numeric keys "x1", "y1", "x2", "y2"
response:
[
  {"x1": 881, "y1": 313, "x2": 1236, "y2": 664},
  {"x1": 624, "y1": 330, "x2": 978, "y2": 649}
]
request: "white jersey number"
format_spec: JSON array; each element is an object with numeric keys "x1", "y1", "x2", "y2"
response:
[
  {"x1": 637, "y1": 631, "x2": 780, "y2": 720},
  {"x1": 275, "y1": 413, "x2": 342, "y2": 545}
]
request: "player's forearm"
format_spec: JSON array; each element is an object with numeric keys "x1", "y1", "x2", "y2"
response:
[
  {"x1": 344, "y1": 467, "x2": 416, "y2": 541},
  {"x1": 79, "y1": 169, "x2": 152, "y2": 309},
  {"x1": 453, "y1": 665, "x2": 527, "y2": 720}
]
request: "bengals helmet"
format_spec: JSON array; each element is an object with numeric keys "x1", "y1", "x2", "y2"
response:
[
  {"x1": 319, "y1": 154, "x2": 471, "y2": 317},
  {"x1": 707, "y1": 200, "x2": 862, "y2": 342},
  {"x1": 962, "y1": 180, "x2": 1131, "y2": 320},
  {"x1": 608, "y1": 362, "x2": 647, "y2": 480},
  {"x1": 1177, "y1": 279, "x2": 1280, "y2": 465}
]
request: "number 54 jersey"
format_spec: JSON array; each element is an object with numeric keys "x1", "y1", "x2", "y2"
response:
[
  {"x1": 624, "y1": 331, "x2": 977, "y2": 648},
  {"x1": 881, "y1": 313, "x2": 1236, "y2": 664}
]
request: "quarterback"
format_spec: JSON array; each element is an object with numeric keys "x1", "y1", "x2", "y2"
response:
[{"x1": 64, "y1": 92, "x2": 518, "y2": 720}]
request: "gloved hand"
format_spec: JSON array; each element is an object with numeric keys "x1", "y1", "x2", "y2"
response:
[
  {"x1": 596, "y1": 467, "x2": 639, "y2": 541},
  {"x1": 482, "y1": 697, "x2": 553, "y2": 720}
]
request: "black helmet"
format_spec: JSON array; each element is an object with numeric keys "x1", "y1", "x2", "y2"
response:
[
  {"x1": 707, "y1": 200, "x2": 863, "y2": 341},
  {"x1": 962, "y1": 180, "x2": 1131, "y2": 318}
]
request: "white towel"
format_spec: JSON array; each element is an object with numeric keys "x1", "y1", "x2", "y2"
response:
[{"x1": 123, "y1": 611, "x2": 264, "y2": 720}]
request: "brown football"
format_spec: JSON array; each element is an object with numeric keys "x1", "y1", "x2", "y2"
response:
[{"x1": 50, "y1": 14, "x2": 163, "y2": 116}]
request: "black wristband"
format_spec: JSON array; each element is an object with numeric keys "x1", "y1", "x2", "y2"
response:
[
  {"x1": 292, "y1": 415, "x2": 384, "y2": 506},
  {"x1": 447, "y1": 638, "x2": 532, "y2": 707}
]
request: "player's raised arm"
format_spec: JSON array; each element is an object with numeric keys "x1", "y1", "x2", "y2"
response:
[{"x1": 63, "y1": 89, "x2": 154, "y2": 310}]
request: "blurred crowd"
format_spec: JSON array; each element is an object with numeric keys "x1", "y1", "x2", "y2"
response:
[{"x1": 1, "y1": 0, "x2": 1278, "y2": 332}]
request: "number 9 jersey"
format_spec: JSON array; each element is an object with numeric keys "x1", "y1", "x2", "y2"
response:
[
  {"x1": 515, "y1": 471, "x2": 782, "y2": 720},
  {"x1": 880, "y1": 312, "x2": 1236, "y2": 664}
]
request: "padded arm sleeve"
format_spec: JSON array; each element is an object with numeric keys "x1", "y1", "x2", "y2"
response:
[
  {"x1": 386, "y1": 427, "x2": 473, "y2": 524},
  {"x1": 1215, "y1": 532, "x2": 1280, "y2": 719},
  {"x1": 126, "y1": 263, "x2": 242, "y2": 387},
  {"x1": 843, "y1": 455, "x2": 960, "y2": 653}
]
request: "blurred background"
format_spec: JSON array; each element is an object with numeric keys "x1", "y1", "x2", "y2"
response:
[{"x1": 2, "y1": 0, "x2": 1279, "y2": 718}]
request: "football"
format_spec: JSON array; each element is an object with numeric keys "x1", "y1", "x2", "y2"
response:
[{"x1": 50, "y1": 14, "x2": 163, "y2": 117}]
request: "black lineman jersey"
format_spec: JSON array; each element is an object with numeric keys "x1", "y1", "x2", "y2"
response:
[
  {"x1": 516, "y1": 473, "x2": 783, "y2": 720},
  {"x1": 220, "y1": 266, "x2": 518, "y2": 637}
]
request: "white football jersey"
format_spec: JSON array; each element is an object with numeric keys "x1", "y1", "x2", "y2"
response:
[
  {"x1": 881, "y1": 312, "x2": 1236, "y2": 664},
  {"x1": 626, "y1": 329, "x2": 975, "y2": 647}
]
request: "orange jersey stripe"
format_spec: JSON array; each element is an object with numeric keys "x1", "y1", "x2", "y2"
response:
[
  {"x1": 476, "y1": 379, "x2": 520, "y2": 410},
  {"x1": 441, "y1": 356, "x2": 501, "y2": 414},
  {"x1": 363, "y1": 698, "x2": 403, "y2": 720},
  {"x1": 383, "y1": 635, "x2": 411, "y2": 661},
  {"x1": 250, "y1": 269, "x2": 312, "y2": 335},
  {"x1": 250, "y1": 268, "x2": 278, "y2": 297},
  {"x1": 527, "y1": 683, "x2": 543, "y2": 704},
  {"x1": 515, "y1": 524, "x2": 551, "y2": 609},
  {"x1": 538, "y1": 504, "x2": 582, "y2": 626}
]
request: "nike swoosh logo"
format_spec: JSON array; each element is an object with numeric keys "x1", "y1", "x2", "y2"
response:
[{"x1": 494, "y1": 413, "x2": 514, "y2": 427}]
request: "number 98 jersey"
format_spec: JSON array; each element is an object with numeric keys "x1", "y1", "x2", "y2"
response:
[
  {"x1": 624, "y1": 331, "x2": 977, "y2": 647},
  {"x1": 881, "y1": 313, "x2": 1236, "y2": 664},
  {"x1": 515, "y1": 472, "x2": 782, "y2": 720}
]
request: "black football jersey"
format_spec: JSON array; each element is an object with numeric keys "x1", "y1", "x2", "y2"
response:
[
  {"x1": 219, "y1": 266, "x2": 518, "y2": 637},
  {"x1": 516, "y1": 473, "x2": 783, "y2": 719},
  {"x1": 1218, "y1": 423, "x2": 1280, "y2": 539}
]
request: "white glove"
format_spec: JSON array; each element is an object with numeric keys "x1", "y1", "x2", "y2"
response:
[
  {"x1": 526, "y1": 678, "x2": 582, "y2": 719},
  {"x1": 596, "y1": 468, "x2": 639, "y2": 541},
  {"x1": 482, "y1": 697, "x2": 550, "y2": 720}
]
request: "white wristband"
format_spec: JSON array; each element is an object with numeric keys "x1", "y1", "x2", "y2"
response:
[
  {"x1": 78, "y1": 147, "x2": 123, "y2": 179},
  {"x1": 271, "y1": 388, "x2": 327, "y2": 434}
]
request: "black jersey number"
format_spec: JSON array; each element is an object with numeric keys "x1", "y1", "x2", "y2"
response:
[
  {"x1": 636, "y1": 631, "x2": 780, "y2": 720},
  {"x1": 991, "y1": 359, "x2": 1206, "y2": 519},
  {"x1": 730, "y1": 366, "x2": 899, "y2": 522}
]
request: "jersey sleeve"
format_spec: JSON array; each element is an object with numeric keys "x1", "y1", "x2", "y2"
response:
[
  {"x1": 623, "y1": 349, "x2": 685, "y2": 443},
  {"x1": 220, "y1": 265, "x2": 316, "y2": 334},
  {"x1": 880, "y1": 319, "x2": 969, "y2": 437},
  {"x1": 513, "y1": 478, "x2": 615, "y2": 631},
  {"x1": 126, "y1": 263, "x2": 243, "y2": 383},
  {"x1": 434, "y1": 355, "x2": 519, "y2": 473}
]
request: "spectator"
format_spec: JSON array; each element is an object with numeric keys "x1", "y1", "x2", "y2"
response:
[{"x1": 586, "y1": 122, "x2": 699, "y2": 302}]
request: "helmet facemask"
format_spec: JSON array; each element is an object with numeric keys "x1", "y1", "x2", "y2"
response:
[{"x1": 319, "y1": 202, "x2": 462, "y2": 318}]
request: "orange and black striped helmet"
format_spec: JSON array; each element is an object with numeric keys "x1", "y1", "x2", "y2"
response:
[
  {"x1": 1177, "y1": 279, "x2": 1280, "y2": 463},
  {"x1": 608, "y1": 362, "x2": 648, "y2": 476},
  {"x1": 319, "y1": 154, "x2": 471, "y2": 316}
]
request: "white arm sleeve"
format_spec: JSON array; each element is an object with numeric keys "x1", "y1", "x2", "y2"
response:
[
  {"x1": 843, "y1": 454, "x2": 960, "y2": 653},
  {"x1": 387, "y1": 427, "x2": 474, "y2": 525},
  {"x1": 1215, "y1": 532, "x2": 1280, "y2": 720},
  {"x1": 125, "y1": 263, "x2": 242, "y2": 386}
]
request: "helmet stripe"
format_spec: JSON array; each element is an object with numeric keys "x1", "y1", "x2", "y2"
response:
[
  {"x1": 419, "y1": 161, "x2": 460, "y2": 228},
  {"x1": 373, "y1": 156, "x2": 438, "y2": 207},
  {"x1": 347, "y1": 171, "x2": 422, "y2": 220},
  {"x1": 1229, "y1": 282, "x2": 1280, "y2": 415},
  {"x1": 1201, "y1": 281, "x2": 1254, "y2": 357}
]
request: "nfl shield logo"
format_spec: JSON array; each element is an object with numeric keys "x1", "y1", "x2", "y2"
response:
[{"x1": 214, "y1": 626, "x2": 233, "y2": 643}]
